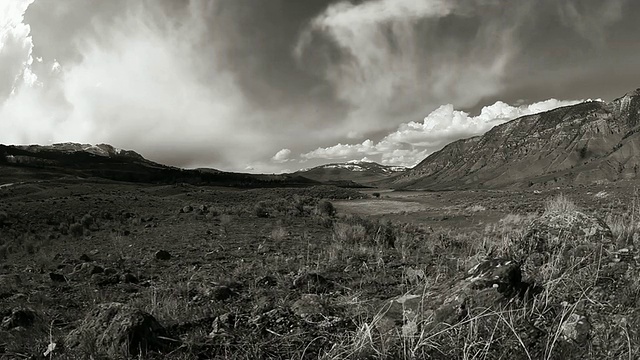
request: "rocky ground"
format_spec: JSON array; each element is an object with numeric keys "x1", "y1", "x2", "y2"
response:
[{"x1": 1, "y1": 178, "x2": 640, "y2": 359}]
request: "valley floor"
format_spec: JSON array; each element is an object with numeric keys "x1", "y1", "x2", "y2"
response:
[{"x1": 1, "y1": 179, "x2": 639, "y2": 359}]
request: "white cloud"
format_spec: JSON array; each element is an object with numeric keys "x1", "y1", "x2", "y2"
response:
[
  {"x1": 0, "y1": 1, "x2": 272, "y2": 171},
  {"x1": 271, "y1": 148, "x2": 292, "y2": 163},
  {"x1": 0, "y1": 0, "x2": 36, "y2": 99},
  {"x1": 301, "y1": 99, "x2": 582, "y2": 167}
]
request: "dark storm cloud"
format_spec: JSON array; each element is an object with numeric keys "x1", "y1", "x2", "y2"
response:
[{"x1": 2, "y1": 0, "x2": 640, "y2": 172}]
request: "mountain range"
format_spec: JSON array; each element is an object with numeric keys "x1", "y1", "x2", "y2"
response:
[
  {"x1": 295, "y1": 160, "x2": 406, "y2": 185},
  {"x1": 392, "y1": 88, "x2": 640, "y2": 190},
  {"x1": 2, "y1": 88, "x2": 640, "y2": 190}
]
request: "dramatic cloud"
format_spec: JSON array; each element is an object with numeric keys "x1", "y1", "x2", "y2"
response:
[
  {"x1": 557, "y1": 0, "x2": 626, "y2": 45},
  {"x1": 295, "y1": 0, "x2": 521, "y2": 135},
  {"x1": 302, "y1": 99, "x2": 583, "y2": 167},
  {"x1": 271, "y1": 148, "x2": 292, "y2": 163},
  {"x1": 0, "y1": 0, "x2": 35, "y2": 100}
]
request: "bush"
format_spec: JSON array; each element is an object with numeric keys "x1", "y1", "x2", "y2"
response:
[
  {"x1": 372, "y1": 192, "x2": 381, "y2": 198},
  {"x1": 544, "y1": 194, "x2": 578, "y2": 214},
  {"x1": 69, "y1": 223, "x2": 84, "y2": 237},
  {"x1": 316, "y1": 200, "x2": 336, "y2": 217},
  {"x1": 254, "y1": 202, "x2": 269, "y2": 218}
]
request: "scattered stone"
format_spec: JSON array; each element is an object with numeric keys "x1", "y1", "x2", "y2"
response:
[
  {"x1": 212, "y1": 285, "x2": 236, "y2": 301},
  {"x1": 1, "y1": 307, "x2": 36, "y2": 330},
  {"x1": 90, "y1": 265, "x2": 105, "y2": 275},
  {"x1": 155, "y1": 250, "x2": 171, "y2": 261},
  {"x1": 291, "y1": 294, "x2": 325, "y2": 318},
  {"x1": 378, "y1": 258, "x2": 530, "y2": 338},
  {"x1": 209, "y1": 312, "x2": 235, "y2": 336},
  {"x1": 79, "y1": 254, "x2": 92, "y2": 262},
  {"x1": 49, "y1": 272, "x2": 67, "y2": 283},
  {"x1": 522, "y1": 210, "x2": 613, "y2": 259},
  {"x1": 256, "y1": 275, "x2": 277, "y2": 287},
  {"x1": 560, "y1": 313, "x2": 590, "y2": 343},
  {"x1": 121, "y1": 273, "x2": 139, "y2": 284},
  {"x1": 293, "y1": 273, "x2": 332, "y2": 294},
  {"x1": 65, "y1": 302, "x2": 172, "y2": 358}
]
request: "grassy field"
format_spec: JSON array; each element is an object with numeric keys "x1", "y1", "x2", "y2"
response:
[{"x1": 1, "y1": 179, "x2": 639, "y2": 359}]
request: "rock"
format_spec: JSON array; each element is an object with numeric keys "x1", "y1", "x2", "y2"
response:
[
  {"x1": 121, "y1": 273, "x2": 139, "y2": 284},
  {"x1": 181, "y1": 205, "x2": 193, "y2": 214},
  {"x1": 155, "y1": 250, "x2": 171, "y2": 261},
  {"x1": 292, "y1": 273, "x2": 332, "y2": 294},
  {"x1": 79, "y1": 254, "x2": 92, "y2": 262},
  {"x1": 65, "y1": 302, "x2": 172, "y2": 358},
  {"x1": 49, "y1": 272, "x2": 67, "y2": 283},
  {"x1": 209, "y1": 312, "x2": 235, "y2": 336},
  {"x1": 1, "y1": 307, "x2": 36, "y2": 330},
  {"x1": 560, "y1": 313, "x2": 590, "y2": 343},
  {"x1": 211, "y1": 285, "x2": 236, "y2": 301},
  {"x1": 256, "y1": 275, "x2": 277, "y2": 287},
  {"x1": 377, "y1": 258, "x2": 529, "y2": 338},
  {"x1": 291, "y1": 294, "x2": 325, "y2": 317},
  {"x1": 522, "y1": 210, "x2": 613, "y2": 259},
  {"x1": 104, "y1": 268, "x2": 118, "y2": 276},
  {"x1": 90, "y1": 265, "x2": 105, "y2": 275}
]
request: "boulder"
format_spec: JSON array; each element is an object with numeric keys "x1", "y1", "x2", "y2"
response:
[
  {"x1": 65, "y1": 302, "x2": 172, "y2": 357},
  {"x1": 1, "y1": 307, "x2": 36, "y2": 330},
  {"x1": 155, "y1": 250, "x2": 171, "y2": 261},
  {"x1": 521, "y1": 210, "x2": 613, "y2": 257},
  {"x1": 377, "y1": 258, "x2": 528, "y2": 337},
  {"x1": 560, "y1": 313, "x2": 590, "y2": 344}
]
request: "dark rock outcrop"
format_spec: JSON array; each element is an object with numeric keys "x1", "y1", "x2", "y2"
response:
[
  {"x1": 377, "y1": 258, "x2": 529, "y2": 337},
  {"x1": 65, "y1": 302, "x2": 173, "y2": 357}
]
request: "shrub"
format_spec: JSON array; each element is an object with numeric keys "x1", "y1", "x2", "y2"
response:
[
  {"x1": 81, "y1": 213, "x2": 94, "y2": 228},
  {"x1": 254, "y1": 202, "x2": 270, "y2": 218},
  {"x1": 69, "y1": 223, "x2": 84, "y2": 237},
  {"x1": 372, "y1": 192, "x2": 381, "y2": 198},
  {"x1": 544, "y1": 194, "x2": 578, "y2": 214},
  {"x1": 316, "y1": 200, "x2": 336, "y2": 217},
  {"x1": 332, "y1": 222, "x2": 367, "y2": 245}
]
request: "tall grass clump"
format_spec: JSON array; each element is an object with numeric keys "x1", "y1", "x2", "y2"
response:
[{"x1": 543, "y1": 194, "x2": 577, "y2": 214}]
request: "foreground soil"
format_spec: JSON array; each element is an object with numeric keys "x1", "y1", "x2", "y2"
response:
[{"x1": 1, "y1": 178, "x2": 640, "y2": 359}]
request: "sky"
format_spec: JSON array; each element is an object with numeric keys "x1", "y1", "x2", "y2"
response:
[{"x1": 1, "y1": 0, "x2": 640, "y2": 173}]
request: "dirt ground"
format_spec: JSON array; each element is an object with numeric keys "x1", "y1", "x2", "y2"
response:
[{"x1": 1, "y1": 178, "x2": 639, "y2": 358}]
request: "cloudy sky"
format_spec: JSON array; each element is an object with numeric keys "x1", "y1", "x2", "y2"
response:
[{"x1": 2, "y1": 0, "x2": 640, "y2": 173}]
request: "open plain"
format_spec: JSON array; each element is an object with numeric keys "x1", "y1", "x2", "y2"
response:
[{"x1": 1, "y1": 175, "x2": 640, "y2": 359}]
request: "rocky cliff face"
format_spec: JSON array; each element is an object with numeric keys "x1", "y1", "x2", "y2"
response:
[{"x1": 393, "y1": 89, "x2": 640, "y2": 189}]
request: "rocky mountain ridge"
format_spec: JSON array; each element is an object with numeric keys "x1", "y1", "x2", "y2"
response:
[{"x1": 393, "y1": 88, "x2": 640, "y2": 189}]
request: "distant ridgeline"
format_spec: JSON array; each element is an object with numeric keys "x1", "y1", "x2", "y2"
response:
[{"x1": 0, "y1": 143, "x2": 316, "y2": 188}]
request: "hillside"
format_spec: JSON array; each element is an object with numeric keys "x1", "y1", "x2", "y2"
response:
[
  {"x1": 0, "y1": 143, "x2": 317, "y2": 188},
  {"x1": 393, "y1": 88, "x2": 640, "y2": 190},
  {"x1": 296, "y1": 160, "x2": 406, "y2": 186}
]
